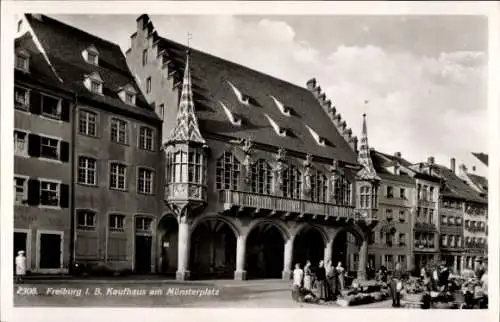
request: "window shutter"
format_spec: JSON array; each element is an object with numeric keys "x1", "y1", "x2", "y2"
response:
[
  {"x1": 27, "y1": 179, "x2": 40, "y2": 206},
  {"x1": 59, "y1": 183, "x2": 69, "y2": 208},
  {"x1": 60, "y1": 99, "x2": 70, "y2": 122},
  {"x1": 27, "y1": 134, "x2": 41, "y2": 157},
  {"x1": 60, "y1": 141, "x2": 70, "y2": 162},
  {"x1": 30, "y1": 91, "x2": 42, "y2": 114}
]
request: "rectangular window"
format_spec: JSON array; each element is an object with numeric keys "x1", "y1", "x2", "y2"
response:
[
  {"x1": 386, "y1": 186, "x2": 393, "y2": 198},
  {"x1": 40, "y1": 136, "x2": 59, "y2": 159},
  {"x1": 78, "y1": 110, "x2": 97, "y2": 136},
  {"x1": 41, "y1": 94, "x2": 61, "y2": 119},
  {"x1": 399, "y1": 233, "x2": 406, "y2": 247},
  {"x1": 138, "y1": 168, "x2": 154, "y2": 195},
  {"x1": 441, "y1": 235, "x2": 447, "y2": 247},
  {"x1": 78, "y1": 157, "x2": 97, "y2": 185},
  {"x1": 146, "y1": 77, "x2": 151, "y2": 93},
  {"x1": 87, "y1": 52, "x2": 98, "y2": 65},
  {"x1": 77, "y1": 210, "x2": 96, "y2": 230},
  {"x1": 429, "y1": 209, "x2": 434, "y2": 224},
  {"x1": 110, "y1": 163, "x2": 127, "y2": 190},
  {"x1": 40, "y1": 180, "x2": 59, "y2": 207},
  {"x1": 110, "y1": 118, "x2": 128, "y2": 144},
  {"x1": 14, "y1": 130, "x2": 28, "y2": 156},
  {"x1": 384, "y1": 255, "x2": 393, "y2": 269},
  {"x1": 385, "y1": 233, "x2": 393, "y2": 246},
  {"x1": 136, "y1": 217, "x2": 153, "y2": 231},
  {"x1": 399, "y1": 188, "x2": 405, "y2": 199},
  {"x1": 397, "y1": 255, "x2": 406, "y2": 266},
  {"x1": 429, "y1": 187, "x2": 434, "y2": 201},
  {"x1": 139, "y1": 126, "x2": 154, "y2": 151},
  {"x1": 109, "y1": 214, "x2": 125, "y2": 231},
  {"x1": 159, "y1": 104, "x2": 165, "y2": 119},
  {"x1": 125, "y1": 93, "x2": 134, "y2": 104},
  {"x1": 90, "y1": 81, "x2": 101, "y2": 94},
  {"x1": 385, "y1": 209, "x2": 393, "y2": 220},
  {"x1": 14, "y1": 86, "x2": 30, "y2": 110},
  {"x1": 14, "y1": 176, "x2": 28, "y2": 204},
  {"x1": 16, "y1": 55, "x2": 29, "y2": 71},
  {"x1": 142, "y1": 49, "x2": 148, "y2": 66},
  {"x1": 441, "y1": 215, "x2": 447, "y2": 225},
  {"x1": 399, "y1": 210, "x2": 405, "y2": 222}
]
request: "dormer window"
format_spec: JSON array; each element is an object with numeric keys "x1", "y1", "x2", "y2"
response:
[
  {"x1": 264, "y1": 113, "x2": 287, "y2": 137},
  {"x1": 117, "y1": 84, "x2": 137, "y2": 106},
  {"x1": 82, "y1": 45, "x2": 99, "y2": 66},
  {"x1": 15, "y1": 50, "x2": 30, "y2": 72},
  {"x1": 270, "y1": 95, "x2": 291, "y2": 116},
  {"x1": 227, "y1": 81, "x2": 250, "y2": 106},
  {"x1": 305, "y1": 125, "x2": 326, "y2": 146},
  {"x1": 219, "y1": 102, "x2": 242, "y2": 126},
  {"x1": 84, "y1": 71, "x2": 103, "y2": 95}
]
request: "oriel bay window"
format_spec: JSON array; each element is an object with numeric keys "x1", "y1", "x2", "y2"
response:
[
  {"x1": 283, "y1": 164, "x2": 302, "y2": 199},
  {"x1": 251, "y1": 159, "x2": 272, "y2": 194},
  {"x1": 359, "y1": 185, "x2": 371, "y2": 208},
  {"x1": 310, "y1": 169, "x2": 328, "y2": 202},
  {"x1": 166, "y1": 150, "x2": 206, "y2": 185},
  {"x1": 216, "y1": 152, "x2": 240, "y2": 190},
  {"x1": 334, "y1": 175, "x2": 352, "y2": 205}
]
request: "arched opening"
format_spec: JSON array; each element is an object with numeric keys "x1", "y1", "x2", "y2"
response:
[
  {"x1": 332, "y1": 228, "x2": 361, "y2": 276},
  {"x1": 246, "y1": 223, "x2": 285, "y2": 279},
  {"x1": 157, "y1": 214, "x2": 178, "y2": 277},
  {"x1": 293, "y1": 226, "x2": 325, "y2": 268},
  {"x1": 190, "y1": 218, "x2": 237, "y2": 279}
]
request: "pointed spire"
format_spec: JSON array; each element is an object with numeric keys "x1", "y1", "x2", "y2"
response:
[
  {"x1": 165, "y1": 48, "x2": 205, "y2": 145},
  {"x1": 357, "y1": 113, "x2": 379, "y2": 180}
]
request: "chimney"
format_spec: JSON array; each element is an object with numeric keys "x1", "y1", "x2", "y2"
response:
[
  {"x1": 306, "y1": 78, "x2": 317, "y2": 91},
  {"x1": 459, "y1": 164, "x2": 467, "y2": 177},
  {"x1": 472, "y1": 165, "x2": 476, "y2": 172},
  {"x1": 394, "y1": 152, "x2": 402, "y2": 158},
  {"x1": 427, "y1": 156, "x2": 435, "y2": 165},
  {"x1": 450, "y1": 158, "x2": 456, "y2": 174}
]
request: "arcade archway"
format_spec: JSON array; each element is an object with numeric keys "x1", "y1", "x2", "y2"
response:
[
  {"x1": 190, "y1": 218, "x2": 237, "y2": 279},
  {"x1": 157, "y1": 214, "x2": 178, "y2": 276},
  {"x1": 293, "y1": 226, "x2": 326, "y2": 268},
  {"x1": 246, "y1": 222, "x2": 285, "y2": 279},
  {"x1": 332, "y1": 228, "x2": 362, "y2": 275}
]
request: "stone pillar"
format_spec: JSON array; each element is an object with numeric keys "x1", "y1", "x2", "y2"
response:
[
  {"x1": 324, "y1": 239, "x2": 333, "y2": 264},
  {"x1": 407, "y1": 254, "x2": 414, "y2": 272},
  {"x1": 234, "y1": 235, "x2": 247, "y2": 280},
  {"x1": 453, "y1": 256, "x2": 458, "y2": 274},
  {"x1": 282, "y1": 238, "x2": 293, "y2": 280},
  {"x1": 357, "y1": 239, "x2": 368, "y2": 280},
  {"x1": 176, "y1": 216, "x2": 191, "y2": 281}
]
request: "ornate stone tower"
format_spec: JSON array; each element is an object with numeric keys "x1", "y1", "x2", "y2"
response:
[{"x1": 164, "y1": 49, "x2": 208, "y2": 280}]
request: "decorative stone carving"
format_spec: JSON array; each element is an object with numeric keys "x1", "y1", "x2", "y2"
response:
[
  {"x1": 303, "y1": 154, "x2": 313, "y2": 195},
  {"x1": 241, "y1": 138, "x2": 253, "y2": 183},
  {"x1": 273, "y1": 147, "x2": 287, "y2": 195},
  {"x1": 329, "y1": 160, "x2": 339, "y2": 203}
]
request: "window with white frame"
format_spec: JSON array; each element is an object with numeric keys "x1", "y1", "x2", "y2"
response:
[
  {"x1": 41, "y1": 94, "x2": 61, "y2": 119},
  {"x1": 79, "y1": 110, "x2": 97, "y2": 136},
  {"x1": 187, "y1": 151, "x2": 204, "y2": 184},
  {"x1": 109, "y1": 163, "x2": 127, "y2": 190},
  {"x1": 77, "y1": 210, "x2": 96, "y2": 230},
  {"x1": 138, "y1": 168, "x2": 154, "y2": 195},
  {"x1": 125, "y1": 92, "x2": 134, "y2": 104},
  {"x1": 40, "y1": 136, "x2": 59, "y2": 159},
  {"x1": 429, "y1": 209, "x2": 434, "y2": 224},
  {"x1": 40, "y1": 180, "x2": 59, "y2": 206},
  {"x1": 142, "y1": 49, "x2": 148, "y2": 66},
  {"x1": 109, "y1": 214, "x2": 125, "y2": 231},
  {"x1": 400, "y1": 188, "x2": 406, "y2": 199},
  {"x1": 15, "y1": 53, "x2": 29, "y2": 72},
  {"x1": 14, "y1": 176, "x2": 28, "y2": 204},
  {"x1": 110, "y1": 118, "x2": 128, "y2": 144},
  {"x1": 14, "y1": 130, "x2": 27, "y2": 155},
  {"x1": 14, "y1": 86, "x2": 30, "y2": 110},
  {"x1": 457, "y1": 236, "x2": 462, "y2": 247},
  {"x1": 78, "y1": 157, "x2": 97, "y2": 185},
  {"x1": 399, "y1": 233, "x2": 406, "y2": 246},
  {"x1": 360, "y1": 186, "x2": 370, "y2": 208},
  {"x1": 159, "y1": 104, "x2": 165, "y2": 119},
  {"x1": 310, "y1": 169, "x2": 328, "y2": 202},
  {"x1": 87, "y1": 52, "x2": 98, "y2": 65},
  {"x1": 386, "y1": 186, "x2": 394, "y2": 198},
  {"x1": 216, "y1": 152, "x2": 241, "y2": 190},
  {"x1": 386, "y1": 209, "x2": 393, "y2": 220},
  {"x1": 146, "y1": 77, "x2": 151, "y2": 93},
  {"x1": 135, "y1": 216, "x2": 153, "y2": 232},
  {"x1": 251, "y1": 159, "x2": 273, "y2": 195},
  {"x1": 441, "y1": 234, "x2": 447, "y2": 247},
  {"x1": 449, "y1": 235, "x2": 455, "y2": 248},
  {"x1": 90, "y1": 81, "x2": 102, "y2": 94},
  {"x1": 283, "y1": 164, "x2": 302, "y2": 199},
  {"x1": 334, "y1": 175, "x2": 352, "y2": 205},
  {"x1": 138, "y1": 126, "x2": 154, "y2": 151}
]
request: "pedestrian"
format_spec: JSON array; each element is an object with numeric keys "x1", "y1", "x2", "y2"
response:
[
  {"x1": 293, "y1": 263, "x2": 304, "y2": 288},
  {"x1": 15, "y1": 250, "x2": 26, "y2": 284},
  {"x1": 303, "y1": 260, "x2": 313, "y2": 291},
  {"x1": 313, "y1": 260, "x2": 330, "y2": 303},
  {"x1": 336, "y1": 261, "x2": 345, "y2": 291},
  {"x1": 391, "y1": 262, "x2": 403, "y2": 307},
  {"x1": 325, "y1": 260, "x2": 338, "y2": 301}
]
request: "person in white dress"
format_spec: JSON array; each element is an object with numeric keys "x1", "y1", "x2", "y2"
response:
[
  {"x1": 336, "y1": 262, "x2": 345, "y2": 291},
  {"x1": 15, "y1": 250, "x2": 26, "y2": 283},
  {"x1": 293, "y1": 263, "x2": 304, "y2": 288}
]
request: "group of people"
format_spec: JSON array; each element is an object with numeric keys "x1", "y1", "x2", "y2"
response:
[{"x1": 292, "y1": 259, "x2": 346, "y2": 303}]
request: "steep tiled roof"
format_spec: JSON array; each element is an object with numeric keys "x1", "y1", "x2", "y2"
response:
[
  {"x1": 472, "y1": 152, "x2": 488, "y2": 166},
  {"x1": 468, "y1": 173, "x2": 488, "y2": 193},
  {"x1": 357, "y1": 114, "x2": 379, "y2": 180},
  {"x1": 432, "y1": 164, "x2": 487, "y2": 203},
  {"x1": 25, "y1": 14, "x2": 159, "y2": 122},
  {"x1": 370, "y1": 150, "x2": 415, "y2": 184},
  {"x1": 375, "y1": 151, "x2": 413, "y2": 168},
  {"x1": 154, "y1": 36, "x2": 358, "y2": 164}
]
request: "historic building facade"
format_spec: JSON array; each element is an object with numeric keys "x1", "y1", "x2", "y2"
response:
[
  {"x1": 126, "y1": 14, "x2": 380, "y2": 280},
  {"x1": 14, "y1": 23, "x2": 74, "y2": 274}
]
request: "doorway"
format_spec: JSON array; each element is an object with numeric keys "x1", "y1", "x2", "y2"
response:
[
  {"x1": 14, "y1": 231, "x2": 28, "y2": 271},
  {"x1": 135, "y1": 235, "x2": 152, "y2": 273},
  {"x1": 39, "y1": 233, "x2": 62, "y2": 269}
]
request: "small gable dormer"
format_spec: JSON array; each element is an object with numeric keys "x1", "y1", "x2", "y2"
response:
[
  {"x1": 118, "y1": 83, "x2": 137, "y2": 105},
  {"x1": 227, "y1": 81, "x2": 250, "y2": 106},
  {"x1": 82, "y1": 44, "x2": 99, "y2": 66},
  {"x1": 219, "y1": 102, "x2": 242, "y2": 126},
  {"x1": 305, "y1": 125, "x2": 326, "y2": 146},
  {"x1": 15, "y1": 49, "x2": 30, "y2": 72},
  {"x1": 84, "y1": 71, "x2": 103, "y2": 95},
  {"x1": 270, "y1": 95, "x2": 291, "y2": 116},
  {"x1": 264, "y1": 113, "x2": 287, "y2": 137}
]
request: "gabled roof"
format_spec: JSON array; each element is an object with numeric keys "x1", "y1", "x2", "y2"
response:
[
  {"x1": 431, "y1": 164, "x2": 487, "y2": 204},
  {"x1": 25, "y1": 14, "x2": 159, "y2": 123},
  {"x1": 472, "y1": 152, "x2": 488, "y2": 166},
  {"x1": 467, "y1": 173, "x2": 488, "y2": 194},
  {"x1": 370, "y1": 150, "x2": 415, "y2": 184},
  {"x1": 152, "y1": 33, "x2": 358, "y2": 164}
]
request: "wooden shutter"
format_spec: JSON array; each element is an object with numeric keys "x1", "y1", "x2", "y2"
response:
[
  {"x1": 60, "y1": 99, "x2": 70, "y2": 122},
  {"x1": 27, "y1": 134, "x2": 41, "y2": 157},
  {"x1": 59, "y1": 183, "x2": 69, "y2": 208},
  {"x1": 27, "y1": 179, "x2": 40, "y2": 206},
  {"x1": 30, "y1": 91, "x2": 42, "y2": 115},
  {"x1": 59, "y1": 141, "x2": 70, "y2": 162}
]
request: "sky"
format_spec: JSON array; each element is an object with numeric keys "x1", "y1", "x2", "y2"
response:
[{"x1": 49, "y1": 14, "x2": 489, "y2": 176}]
